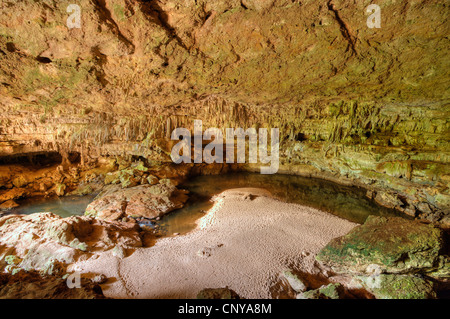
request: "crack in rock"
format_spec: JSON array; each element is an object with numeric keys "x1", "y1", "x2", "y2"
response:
[
  {"x1": 327, "y1": 1, "x2": 357, "y2": 56},
  {"x1": 94, "y1": 0, "x2": 136, "y2": 55}
]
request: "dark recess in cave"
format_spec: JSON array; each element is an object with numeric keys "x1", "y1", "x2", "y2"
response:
[
  {"x1": 0, "y1": 151, "x2": 81, "y2": 167},
  {"x1": 36, "y1": 56, "x2": 52, "y2": 64},
  {"x1": 6, "y1": 42, "x2": 17, "y2": 53},
  {"x1": 295, "y1": 133, "x2": 308, "y2": 142}
]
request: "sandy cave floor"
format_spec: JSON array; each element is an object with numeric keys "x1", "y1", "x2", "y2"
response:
[{"x1": 70, "y1": 188, "x2": 357, "y2": 299}]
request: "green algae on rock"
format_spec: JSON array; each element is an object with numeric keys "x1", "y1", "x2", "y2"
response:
[
  {"x1": 298, "y1": 283, "x2": 343, "y2": 300},
  {"x1": 316, "y1": 216, "x2": 445, "y2": 275},
  {"x1": 356, "y1": 274, "x2": 437, "y2": 299}
]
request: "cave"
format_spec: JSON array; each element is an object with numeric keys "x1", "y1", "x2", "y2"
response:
[
  {"x1": 0, "y1": 152, "x2": 62, "y2": 167},
  {"x1": 0, "y1": 0, "x2": 448, "y2": 304}
]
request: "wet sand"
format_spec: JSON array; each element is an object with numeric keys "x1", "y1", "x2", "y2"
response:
[{"x1": 70, "y1": 188, "x2": 357, "y2": 299}]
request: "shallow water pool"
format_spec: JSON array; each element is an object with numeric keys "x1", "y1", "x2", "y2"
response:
[
  {"x1": 156, "y1": 172, "x2": 406, "y2": 235},
  {"x1": 8, "y1": 194, "x2": 98, "y2": 218},
  {"x1": 6, "y1": 172, "x2": 406, "y2": 236}
]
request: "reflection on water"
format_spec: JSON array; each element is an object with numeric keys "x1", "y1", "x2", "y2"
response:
[
  {"x1": 155, "y1": 192, "x2": 214, "y2": 236},
  {"x1": 6, "y1": 172, "x2": 406, "y2": 236},
  {"x1": 156, "y1": 172, "x2": 406, "y2": 235},
  {"x1": 8, "y1": 194, "x2": 98, "y2": 218}
]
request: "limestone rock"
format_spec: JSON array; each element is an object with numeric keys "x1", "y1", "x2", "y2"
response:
[
  {"x1": 69, "y1": 183, "x2": 95, "y2": 196},
  {"x1": 356, "y1": 274, "x2": 437, "y2": 299},
  {"x1": 119, "y1": 170, "x2": 140, "y2": 188},
  {"x1": 197, "y1": 287, "x2": 240, "y2": 299},
  {"x1": 12, "y1": 175, "x2": 28, "y2": 188},
  {"x1": 282, "y1": 270, "x2": 307, "y2": 293},
  {"x1": 0, "y1": 200, "x2": 19, "y2": 210},
  {"x1": 146, "y1": 175, "x2": 159, "y2": 185},
  {"x1": 0, "y1": 188, "x2": 29, "y2": 204},
  {"x1": 104, "y1": 172, "x2": 120, "y2": 185},
  {"x1": 111, "y1": 245, "x2": 126, "y2": 258},
  {"x1": 0, "y1": 271, "x2": 105, "y2": 299},
  {"x1": 316, "y1": 216, "x2": 445, "y2": 275},
  {"x1": 427, "y1": 255, "x2": 450, "y2": 279},
  {"x1": 55, "y1": 183, "x2": 66, "y2": 197},
  {"x1": 374, "y1": 191, "x2": 404, "y2": 209},
  {"x1": 0, "y1": 171, "x2": 10, "y2": 189},
  {"x1": 0, "y1": 213, "x2": 142, "y2": 275},
  {"x1": 85, "y1": 183, "x2": 189, "y2": 220},
  {"x1": 297, "y1": 283, "x2": 343, "y2": 300},
  {"x1": 5, "y1": 255, "x2": 22, "y2": 266},
  {"x1": 39, "y1": 181, "x2": 53, "y2": 192}
]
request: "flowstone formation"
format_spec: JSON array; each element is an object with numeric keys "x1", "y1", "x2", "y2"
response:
[{"x1": 0, "y1": 0, "x2": 448, "y2": 222}]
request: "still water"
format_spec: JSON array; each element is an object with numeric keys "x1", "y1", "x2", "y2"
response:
[
  {"x1": 7, "y1": 172, "x2": 405, "y2": 236},
  {"x1": 156, "y1": 172, "x2": 405, "y2": 235}
]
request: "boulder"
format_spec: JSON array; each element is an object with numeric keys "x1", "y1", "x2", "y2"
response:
[
  {"x1": 12, "y1": 175, "x2": 28, "y2": 188},
  {"x1": 146, "y1": 175, "x2": 159, "y2": 185},
  {"x1": 119, "y1": 170, "x2": 140, "y2": 188},
  {"x1": 131, "y1": 160, "x2": 149, "y2": 173},
  {"x1": 103, "y1": 161, "x2": 162, "y2": 189},
  {"x1": 85, "y1": 182, "x2": 189, "y2": 221},
  {"x1": 197, "y1": 287, "x2": 240, "y2": 299},
  {"x1": 356, "y1": 274, "x2": 436, "y2": 299},
  {"x1": 316, "y1": 216, "x2": 446, "y2": 275},
  {"x1": 104, "y1": 171, "x2": 120, "y2": 185},
  {"x1": 297, "y1": 283, "x2": 343, "y2": 299}
]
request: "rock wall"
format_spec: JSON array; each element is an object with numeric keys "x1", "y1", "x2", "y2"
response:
[{"x1": 0, "y1": 1, "x2": 449, "y2": 220}]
